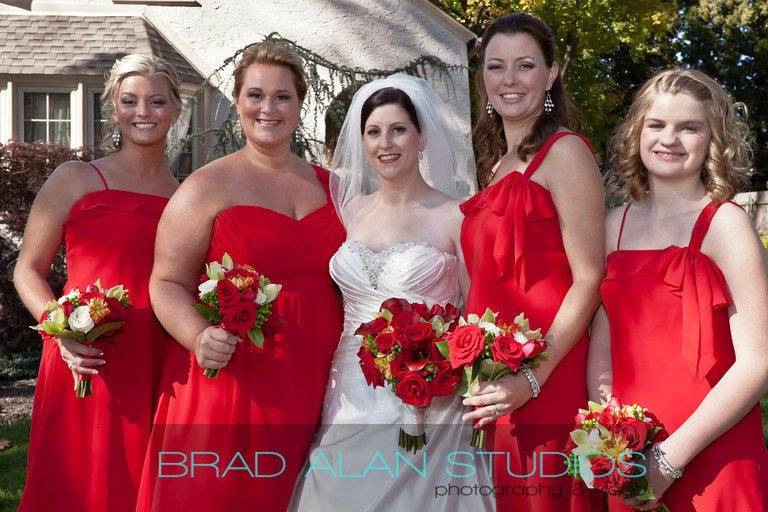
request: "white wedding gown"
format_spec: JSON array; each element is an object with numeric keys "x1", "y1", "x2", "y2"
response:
[{"x1": 290, "y1": 240, "x2": 495, "y2": 512}]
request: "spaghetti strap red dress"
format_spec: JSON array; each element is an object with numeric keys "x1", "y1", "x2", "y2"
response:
[
  {"x1": 19, "y1": 163, "x2": 170, "y2": 511},
  {"x1": 136, "y1": 166, "x2": 345, "y2": 512},
  {"x1": 602, "y1": 201, "x2": 768, "y2": 511},
  {"x1": 461, "y1": 131, "x2": 603, "y2": 511}
]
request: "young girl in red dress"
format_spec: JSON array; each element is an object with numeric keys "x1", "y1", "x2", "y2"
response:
[
  {"x1": 590, "y1": 68, "x2": 768, "y2": 511},
  {"x1": 460, "y1": 13, "x2": 606, "y2": 512},
  {"x1": 13, "y1": 55, "x2": 181, "y2": 511}
]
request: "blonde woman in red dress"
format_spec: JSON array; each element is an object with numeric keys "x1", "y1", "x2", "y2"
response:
[
  {"x1": 590, "y1": 68, "x2": 768, "y2": 511},
  {"x1": 460, "y1": 13, "x2": 605, "y2": 512},
  {"x1": 13, "y1": 54, "x2": 181, "y2": 511}
]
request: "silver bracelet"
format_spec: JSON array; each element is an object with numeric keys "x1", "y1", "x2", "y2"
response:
[
  {"x1": 521, "y1": 367, "x2": 541, "y2": 398},
  {"x1": 651, "y1": 443, "x2": 683, "y2": 479}
]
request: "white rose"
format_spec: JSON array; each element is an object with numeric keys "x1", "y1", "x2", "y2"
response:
[
  {"x1": 68, "y1": 305, "x2": 94, "y2": 333},
  {"x1": 514, "y1": 331, "x2": 528, "y2": 344},
  {"x1": 198, "y1": 279, "x2": 218, "y2": 298},
  {"x1": 477, "y1": 321, "x2": 501, "y2": 336}
]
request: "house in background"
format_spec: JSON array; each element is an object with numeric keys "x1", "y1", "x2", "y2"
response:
[{"x1": 0, "y1": 0, "x2": 476, "y2": 175}]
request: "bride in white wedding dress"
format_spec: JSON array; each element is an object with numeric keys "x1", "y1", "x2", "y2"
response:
[{"x1": 289, "y1": 75, "x2": 495, "y2": 512}]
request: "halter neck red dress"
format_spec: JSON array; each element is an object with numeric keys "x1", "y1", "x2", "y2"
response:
[
  {"x1": 19, "y1": 163, "x2": 170, "y2": 511},
  {"x1": 461, "y1": 131, "x2": 603, "y2": 511},
  {"x1": 136, "y1": 166, "x2": 345, "y2": 512},
  {"x1": 602, "y1": 200, "x2": 768, "y2": 511}
]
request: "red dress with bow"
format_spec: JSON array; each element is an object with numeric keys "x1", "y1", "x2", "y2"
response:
[
  {"x1": 136, "y1": 166, "x2": 345, "y2": 512},
  {"x1": 461, "y1": 131, "x2": 602, "y2": 511},
  {"x1": 603, "y1": 201, "x2": 768, "y2": 511},
  {"x1": 20, "y1": 164, "x2": 170, "y2": 511}
]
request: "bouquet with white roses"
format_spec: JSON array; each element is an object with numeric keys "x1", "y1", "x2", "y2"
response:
[{"x1": 32, "y1": 280, "x2": 131, "y2": 398}]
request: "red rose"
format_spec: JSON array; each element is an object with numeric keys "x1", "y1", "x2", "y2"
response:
[
  {"x1": 240, "y1": 287, "x2": 257, "y2": 303},
  {"x1": 358, "y1": 346, "x2": 384, "y2": 388},
  {"x1": 61, "y1": 301, "x2": 75, "y2": 317},
  {"x1": 374, "y1": 332, "x2": 396, "y2": 352},
  {"x1": 390, "y1": 354, "x2": 409, "y2": 379},
  {"x1": 380, "y1": 298, "x2": 411, "y2": 316},
  {"x1": 616, "y1": 418, "x2": 650, "y2": 451},
  {"x1": 590, "y1": 456, "x2": 621, "y2": 494},
  {"x1": 221, "y1": 301, "x2": 256, "y2": 337},
  {"x1": 446, "y1": 325, "x2": 486, "y2": 369},
  {"x1": 104, "y1": 297, "x2": 128, "y2": 322},
  {"x1": 490, "y1": 334, "x2": 525, "y2": 371},
  {"x1": 217, "y1": 279, "x2": 241, "y2": 308},
  {"x1": 395, "y1": 372, "x2": 432, "y2": 407},
  {"x1": 391, "y1": 311, "x2": 421, "y2": 330},
  {"x1": 431, "y1": 360, "x2": 460, "y2": 396},
  {"x1": 521, "y1": 339, "x2": 546, "y2": 359},
  {"x1": 401, "y1": 337, "x2": 432, "y2": 372},
  {"x1": 355, "y1": 316, "x2": 388, "y2": 337},
  {"x1": 404, "y1": 322, "x2": 435, "y2": 343},
  {"x1": 411, "y1": 302, "x2": 430, "y2": 320},
  {"x1": 439, "y1": 303, "x2": 460, "y2": 324},
  {"x1": 429, "y1": 303, "x2": 445, "y2": 318},
  {"x1": 597, "y1": 407, "x2": 616, "y2": 429}
]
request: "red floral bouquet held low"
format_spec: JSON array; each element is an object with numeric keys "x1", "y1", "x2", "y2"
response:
[
  {"x1": 195, "y1": 253, "x2": 282, "y2": 378},
  {"x1": 356, "y1": 298, "x2": 462, "y2": 452},
  {"x1": 31, "y1": 280, "x2": 131, "y2": 398},
  {"x1": 437, "y1": 308, "x2": 548, "y2": 449},
  {"x1": 565, "y1": 395, "x2": 669, "y2": 512}
]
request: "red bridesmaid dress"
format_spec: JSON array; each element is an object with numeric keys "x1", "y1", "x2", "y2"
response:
[
  {"x1": 602, "y1": 200, "x2": 768, "y2": 511},
  {"x1": 19, "y1": 163, "x2": 171, "y2": 511},
  {"x1": 461, "y1": 131, "x2": 603, "y2": 511},
  {"x1": 136, "y1": 166, "x2": 345, "y2": 512}
]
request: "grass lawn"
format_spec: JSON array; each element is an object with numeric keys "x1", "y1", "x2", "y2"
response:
[{"x1": 0, "y1": 418, "x2": 29, "y2": 512}]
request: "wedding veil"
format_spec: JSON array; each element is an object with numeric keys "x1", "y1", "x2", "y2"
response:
[{"x1": 329, "y1": 73, "x2": 476, "y2": 226}]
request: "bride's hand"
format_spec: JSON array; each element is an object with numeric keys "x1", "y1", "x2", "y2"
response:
[
  {"x1": 194, "y1": 326, "x2": 238, "y2": 371},
  {"x1": 461, "y1": 373, "x2": 533, "y2": 428}
]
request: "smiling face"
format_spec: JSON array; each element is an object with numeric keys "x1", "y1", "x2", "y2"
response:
[
  {"x1": 235, "y1": 63, "x2": 301, "y2": 149},
  {"x1": 114, "y1": 74, "x2": 179, "y2": 147},
  {"x1": 482, "y1": 32, "x2": 558, "y2": 124},
  {"x1": 640, "y1": 92, "x2": 711, "y2": 183},
  {"x1": 362, "y1": 103, "x2": 423, "y2": 182}
]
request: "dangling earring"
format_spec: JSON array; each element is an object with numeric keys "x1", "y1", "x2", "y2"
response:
[
  {"x1": 543, "y1": 91, "x2": 554, "y2": 113},
  {"x1": 112, "y1": 127, "x2": 122, "y2": 148},
  {"x1": 417, "y1": 148, "x2": 424, "y2": 161},
  {"x1": 485, "y1": 100, "x2": 494, "y2": 115}
]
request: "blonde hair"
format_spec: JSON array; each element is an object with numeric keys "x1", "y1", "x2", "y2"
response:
[
  {"x1": 232, "y1": 41, "x2": 307, "y2": 102},
  {"x1": 101, "y1": 54, "x2": 182, "y2": 151},
  {"x1": 612, "y1": 68, "x2": 751, "y2": 201}
]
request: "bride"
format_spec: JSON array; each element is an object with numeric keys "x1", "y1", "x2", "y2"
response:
[{"x1": 289, "y1": 74, "x2": 495, "y2": 511}]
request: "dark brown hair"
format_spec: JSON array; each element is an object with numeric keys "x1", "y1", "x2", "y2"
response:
[
  {"x1": 473, "y1": 13, "x2": 577, "y2": 186},
  {"x1": 232, "y1": 41, "x2": 307, "y2": 102},
  {"x1": 360, "y1": 87, "x2": 420, "y2": 133}
]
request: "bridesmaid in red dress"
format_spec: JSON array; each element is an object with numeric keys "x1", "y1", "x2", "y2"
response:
[
  {"x1": 13, "y1": 55, "x2": 182, "y2": 511},
  {"x1": 136, "y1": 42, "x2": 344, "y2": 511},
  {"x1": 590, "y1": 69, "x2": 768, "y2": 511},
  {"x1": 460, "y1": 14, "x2": 606, "y2": 511}
]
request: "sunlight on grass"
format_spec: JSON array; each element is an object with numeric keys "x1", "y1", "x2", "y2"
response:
[{"x1": 0, "y1": 418, "x2": 29, "y2": 512}]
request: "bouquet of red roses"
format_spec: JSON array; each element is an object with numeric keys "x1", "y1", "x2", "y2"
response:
[
  {"x1": 195, "y1": 253, "x2": 282, "y2": 378},
  {"x1": 436, "y1": 308, "x2": 547, "y2": 449},
  {"x1": 565, "y1": 395, "x2": 669, "y2": 511},
  {"x1": 356, "y1": 298, "x2": 462, "y2": 452},
  {"x1": 31, "y1": 280, "x2": 130, "y2": 398}
]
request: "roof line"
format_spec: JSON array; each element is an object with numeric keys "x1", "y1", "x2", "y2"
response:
[{"x1": 407, "y1": 0, "x2": 476, "y2": 43}]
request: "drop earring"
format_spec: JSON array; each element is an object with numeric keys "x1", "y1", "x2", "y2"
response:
[
  {"x1": 112, "y1": 127, "x2": 122, "y2": 148},
  {"x1": 485, "y1": 100, "x2": 494, "y2": 115},
  {"x1": 543, "y1": 91, "x2": 554, "y2": 113}
]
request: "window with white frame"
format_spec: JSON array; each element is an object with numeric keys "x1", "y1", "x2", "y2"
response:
[
  {"x1": 23, "y1": 91, "x2": 71, "y2": 145},
  {"x1": 89, "y1": 90, "x2": 108, "y2": 148},
  {"x1": 170, "y1": 95, "x2": 198, "y2": 178}
]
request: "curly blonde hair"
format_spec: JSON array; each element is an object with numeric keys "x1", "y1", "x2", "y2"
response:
[
  {"x1": 612, "y1": 68, "x2": 751, "y2": 201},
  {"x1": 232, "y1": 41, "x2": 307, "y2": 102},
  {"x1": 101, "y1": 54, "x2": 182, "y2": 151}
]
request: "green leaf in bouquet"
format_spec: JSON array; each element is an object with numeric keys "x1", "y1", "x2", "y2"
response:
[
  {"x1": 379, "y1": 309, "x2": 393, "y2": 322},
  {"x1": 85, "y1": 321, "x2": 124, "y2": 342},
  {"x1": 248, "y1": 327, "x2": 265, "y2": 348},
  {"x1": 457, "y1": 316, "x2": 468, "y2": 326},
  {"x1": 479, "y1": 308, "x2": 496, "y2": 323},
  {"x1": 466, "y1": 313, "x2": 479, "y2": 324},
  {"x1": 633, "y1": 480, "x2": 656, "y2": 502},
  {"x1": 479, "y1": 358, "x2": 509, "y2": 380},
  {"x1": 58, "y1": 329, "x2": 86, "y2": 341},
  {"x1": 526, "y1": 328, "x2": 542, "y2": 340},
  {"x1": 463, "y1": 365, "x2": 479, "y2": 397},
  {"x1": 435, "y1": 340, "x2": 450, "y2": 360},
  {"x1": 40, "y1": 307, "x2": 67, "y2": 334},
  {"x1": 106, "y1": 284, "x2": 131, "y2": 305},
  {"x1": 430, "y1": 316, "x2": 446, "y2": 337},
  {"x1": 513, "y1": 312, "x2": 530, "y2": 331},
  {"x1": 221, "y1": 253, "x2": 234, "y2": 270},
  {"x1": 456, "y1": 374, "x2": 469, "y2": 397},
  {"x1": 194, "y1": 303, "x2": 222, "y2": 323},
  {"x1": 587, "y1": 400, "x2": 605, "y2": 413},
  {"x1": 206, "y1": 262, "x2": 226, "y2": 280}
]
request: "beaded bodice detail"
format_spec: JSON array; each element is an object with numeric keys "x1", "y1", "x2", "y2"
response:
[{"x1": 330, "y1": 240, "x2": 460, "y2": 338}]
